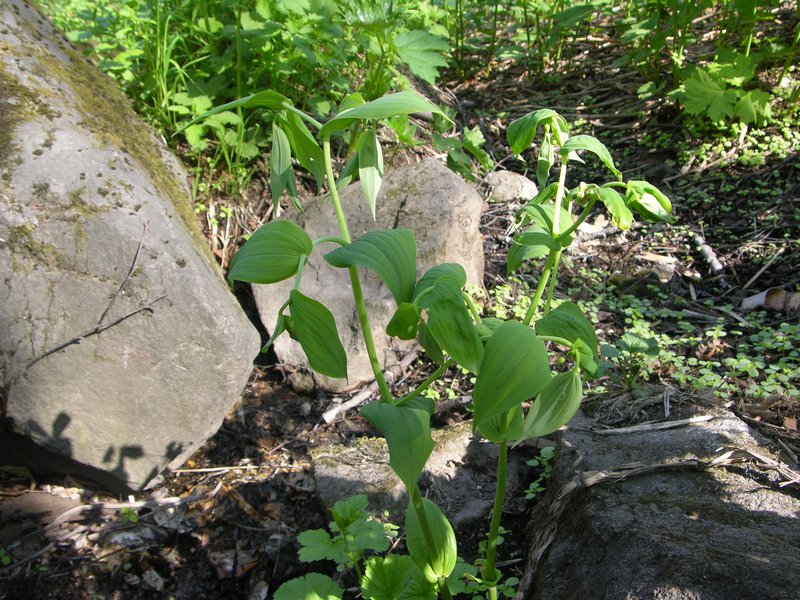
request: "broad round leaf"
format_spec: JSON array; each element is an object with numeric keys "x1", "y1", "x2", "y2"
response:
[
  {"x1": 289, "y1": 290, "x2": 347, "y2": 379},
  {"x1": 520, "y1": 369, "x2": 582, "y2": 440},
  {"x1": 228, "y1": 220, "x2": 312, "y2": 286},
  {"x1": 274, "y1": 573, "x2": 343, "y2": 600},
  {"x1": 535, "y1": 301, "x2": 598, "y2": 360},
  {"x1": 406, "y1": 497, "x2": 458, "y2": 583},
  {"x1": 423, "y1": 282, "x2": 484, "y2": 375},
  {"x1": 325, "y1": 229, "x2": 417, "y2": 305},
  {"x1": 473, "y1": 321, "x2": 551, "y2": 431}
]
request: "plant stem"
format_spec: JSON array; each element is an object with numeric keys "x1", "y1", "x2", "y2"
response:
[
  {"x1": 522, "y1": 250, "x2": 556, "y2": 326},
  {"x1": 396, "y1": 358, "x2": 456, "y2": 407},
  {"x1": 323, "y1": 137, "x2": 393, "y2": 403},
  {"x1": 482, "y1": 438, "x2": 508, "y2": 600}
]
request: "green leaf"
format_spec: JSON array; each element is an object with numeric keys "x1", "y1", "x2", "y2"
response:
[
  {"x1": 394, "y1": 30, "x2": 450, "y2": 85},
  {"x1": 475, "y1": 317, "x2": 504, "y2": 341},
  {"x1": 360, "y1": 403, "x2": 434, "y2": 490},
  {"x1": 478, "y1": 406, "x2": 524, "y2": 444},
  {"x1": 321, "y1": 92, "x2": 447, "y2": 136},
  {"x1": 517, "y1": 203, "x2": 574, "y2": 241},
  {"x1": 734, "y1": 89, "x2": 771, "y2": 125},
  {"x1": 325, "y1": 229, "x2": 417, "y2": 305},
  {"x1": 682, "y1": 69, "x2": 738, "y2": 122},
  {"x1": 473, "y1": 321, "x2": 551, "y2": 431},
  {"x1": 462, "y1": 126, "x2": 494, "y2": 171},
  {"x1": 421, "y1": 282, "x2": 484, "y2": 374},
  {"x1": 520, "y1": 369, "x2": 582, "y2": 441},
  {"x1": 289, "y1": 290, "x2": 348, "y2": 379},
  {"x1": 571, "y1": 338, "x2": 598, "y2": 377},
  {"x1": 348, "y1": 519, "x2": 391, "y2": 554},
  {"x1": 228, "y1": 220, "x2": 312, "y2": 286},
  {"x1": 330, "y1": 494, "x2": 369, "y2": 530},
  {"x1": 561, "y1": 134, "x2": 621, "y2": 180},
  {"x1": 507, "y1": 226, "x2": 556, "y2": 275},
  {"x1": 618, "y1": 332, "x2": 660, "y2": 357},
  {"x1": 387, "y1": 302, "x2": 421, "y2": 340},
  {"x1": 417, "y1": 321, "x2": 445, "y2": 364},
  {"x1": 297, "y1": 529, "x2": 348, "y2": 564},
  {"x1": 274, "y1": 573, "x2": 343, "y2": 600},
  {"x1": 262, "y1": 308, "x2": 288, "y2": 353},
  {"x1": 507, "y1": 109, "x2": 568, "y2": 155},
  {"x1": 535, "y1": 301, "x2": 598, "y2": 360},
  {"x1": 536, "y1": 133, "x2": 554, "y2": 188},
  {"x1": 406, "y1": 497, "x2": 457, "y2": 582},
  {"x1": 270, "y1": 122, "x2": 300, "y2": 210},
  {"x1": 176, "y1": 89, "x2": 291, "y2": 134},
  {"x1": 362, "y1": 555, "x2": 421, "y2": 600},
  {"x1": 358, "y1": 128, "x2": 384, "y2": 219},
  {"x1": 710, "y1": 48, "x2": 756, "y2": 87},
  {"x1": 278, "y1": 111, "x2": 325, "y2": 187},
  {"x1": 594, "y1": 186, "x2": 632, "y2": 230},
  {"x1": 625, "y1": 180, "x2": 675, "y2": 223},
  {"x1": 413, "y1": 263, "x2": 467, "y2": 302}
]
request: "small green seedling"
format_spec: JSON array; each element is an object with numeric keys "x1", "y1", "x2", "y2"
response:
[
  {"x1": 601, "y1": 331, "x2": 661, "y2": 394},
  {"x1": 525, "y1": 446, "x2": 556, "y2": 500}
]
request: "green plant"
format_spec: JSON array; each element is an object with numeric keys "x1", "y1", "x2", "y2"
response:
[
  {"x1": 187, "y1": 89, "x2": 673, "y2": 598},
  {"x1": 524, "y1": 446, "x2": 556, "y2": 500},
  {"x1": 601, "y1": 332, "x2": 661, "y2": 394}
]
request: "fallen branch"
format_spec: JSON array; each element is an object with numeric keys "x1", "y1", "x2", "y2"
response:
[
  {"x1": 690, "y1": 230, "x2": 729, "y2": 287},
  {"x1": 591, "y1": 414, "x2": 714, "y2": 435}
]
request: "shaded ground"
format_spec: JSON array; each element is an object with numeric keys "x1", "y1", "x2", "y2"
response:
[{"x1": 2, "y1": 7, "x2": 800, "y2": 599}]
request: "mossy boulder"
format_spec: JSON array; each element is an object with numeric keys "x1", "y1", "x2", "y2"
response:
[{"x1": 0, "y1": 0, "x2": 259, "y2": 492}]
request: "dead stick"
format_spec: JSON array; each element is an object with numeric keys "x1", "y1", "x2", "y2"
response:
[{"x1": 591, "y1": 414, "x2": 714, "y2": 435}]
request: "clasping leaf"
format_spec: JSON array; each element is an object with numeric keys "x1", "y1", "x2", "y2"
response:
[{"x1": 228, "y1": 220, "x2": 312, "y2": 286}]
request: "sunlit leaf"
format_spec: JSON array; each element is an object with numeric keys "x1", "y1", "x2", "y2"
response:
[
  {"x1": 325, "y1": 229, "x2": 416, "y2": 304},
  {"x1": 594, "y1": 185, "x2": 632, "y2": 230},
  {"x1": 535, "y1": 301, "x2": 598, "y2": 361},
  {"x1": 228, "y1": 220, "x2": 312, "y2": 286},
  {"x1": 270, "y1": 122, "x2": 300, "y2": 210},
  {"x1": 473, "y1": 321, "x2": 551, "y2": 430},
  {"x1": 362, "y1": 555, "x2": 421, "y2": 600},
  {"x1": 421, "y1": 281, "x2": 483, "y2": 374},
  {"x1": 625, "y1": 180, "x2": 675, "y2": 223},
  {"x1": 273, "y1": 573, "x2": 343, "y2": 600},
  {"x1": 358, "y1": 128, "x2": 384, "y2": 219},
  {"x1": 394, "y1": 30, "x2": 450, "y2": 85},
  {"x1": 279, "y1": 111, "x2": 325, "y2": 187},
  {"x1": 507, "y1": 109, "x2": 568, "y2": 155},
  {"x1": 561, "y1": 134, "x2": 621, "y2": 180},
  {"x1": 321, "y1": 92, "x2": 447, "y2": 136}
]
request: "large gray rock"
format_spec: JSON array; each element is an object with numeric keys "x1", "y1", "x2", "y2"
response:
[
  {"x1": 518, "y1": 406, "x2": 800, "y2": 599},
  {"x1": 254, "y1": 158, "x2": 484, "y2": 393},
  {"x1": 0, "y1": 0, "x2": 259, "y2": 492}
]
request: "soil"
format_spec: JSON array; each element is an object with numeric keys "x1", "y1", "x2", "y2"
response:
[{"x1": 2, "y1": 6, "x2": 800, "y2": 599}]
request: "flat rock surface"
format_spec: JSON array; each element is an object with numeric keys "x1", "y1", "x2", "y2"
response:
[{"x1": 518, "y1": 405, "x2": 800, "y2": 600}]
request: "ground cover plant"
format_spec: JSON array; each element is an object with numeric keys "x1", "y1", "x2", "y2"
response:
[{"x1": 186, "y1": 88, "x2": 674, "y2": 597}]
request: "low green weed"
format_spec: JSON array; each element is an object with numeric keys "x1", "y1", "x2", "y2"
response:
[
  {"x1": 187, "y1": 88, "x2": 674, "y2": 598},
  {"x1": 524, "y1": 446, "x2": 556, "y2": 500}
]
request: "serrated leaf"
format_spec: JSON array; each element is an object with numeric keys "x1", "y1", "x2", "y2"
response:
[
  {"x1": 507, "y1": 109, "x2": 568, "y2": 155},
  {"x1": 325, "y1": 229, "x2": 417, "y2": 304},
  {"x1": 348, "y1": 519, "x2": 390, "y2": 554},
  {"x1": 561, "y1": 134, "x2": 621, "y2": 180},
  {"x1": 462, "y1": 126, "x2": 493, "y2": 171},
  {"x1": 330, "y1": 494, "x2": 369, "y2": 530},
  {"x1": 274, "y1": 573, "x2": 343, "y2": 600},
  {"x1": 297, "y1": 529, "x2": 348, "y2": 564},
  {"x1": 321, "y1": 92, "x2": 447, "y2": 136},
  {"x1": 270, "y1": 122, "x2": 300, "y2": 210},
  {"x1": 183, "y1": 124, "x2": 208, "y2": 152},
  {"x1": 358, "y1": 128, "x2": 384, "y2": 219},
  {"x1": 394, "y1": 30, "x2": 450, "y2": 85},
  {"x1": 360, "y1": 403, "x2": 434, "y2": 490},
  {"x1": 535, "y1": 301, "x2": 598, "y2": 360},
  {"x1": 228, "y1": 220, "x2": 312, "y2": 286},
  {"x1": 406, "y1": 497, "x2": 457, "y2": 582},
  {"x1": 289, "y1": 290, "x2": 347, "y2": 379},
  {"x1": 710, "y1": 48, "x2": 756, "y2": 86},
  {"x1": 734, "y1": 89, "x2": 771, "y2": 125},
  {"x1": 520, "y1": 368, "x2": 582, "y2": 441},
  {"x1": 618, "y1": 332, "x2": 660, "y2": 357},
  {"x1": 473, "y1": 321, "x2": 551, "y2": 430},
  {"x1": 362, "y1": 555, "x2": 420, "y2": 600},
  {"x1": 683, "y1": 69, "x2": 738, "y2": 122}
]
